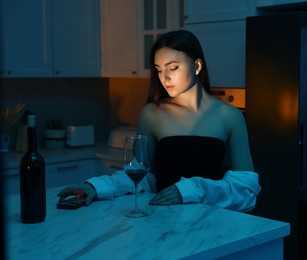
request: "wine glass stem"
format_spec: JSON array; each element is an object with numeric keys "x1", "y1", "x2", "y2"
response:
[{"x1": 134, "y1": 182, "x2": 139, "y2": 212}]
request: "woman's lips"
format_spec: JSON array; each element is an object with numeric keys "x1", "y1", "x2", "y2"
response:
[{"x1": 165, "y1": 85, "x2": 174, "y2": 89}]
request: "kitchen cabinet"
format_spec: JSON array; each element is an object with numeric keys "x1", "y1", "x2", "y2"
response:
[
  {"x1": 257, "y1": 0, "x2": 307, "y2": 7},
  {"x1": 51, "y1": 0, "x2": 101, "y2": 77},
  {"x1": 101, "y1": 0, "x2": 180, "y2": 78},
  {"x1": 1, "y1": 0, "x2": 51, "y2": 77},
  {"x1": 45, "y1": 159, "x2": 96, "y2": 188},
  {"x1": 1, "y1": 0, "x2": 101, "y2": 78},
  {"x1": 97, "y1": 158, "x2": 122, "y2": 175},
  {"x1": 183, "y1": 0, "x2": 256, "y2": 24},
  {"x1": 101, "y1": 0, "x2": 139, "y2": 77},
  {"x1": 185, "y1": 20, "x2": 247, "y2": 88},
  {"x1": 96, "y1": 146, "x2": 123, "y2": 175},
  {"x1": 4, "y1": 159, "x2": 96, "y2": 195},
  {"x1": 183, "y1": 0, "x2": 256, "y2": 88}
]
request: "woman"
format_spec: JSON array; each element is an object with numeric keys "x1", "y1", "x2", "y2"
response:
[{"x1": 58, "y1": 30, "x2": 261, "y2": 212}]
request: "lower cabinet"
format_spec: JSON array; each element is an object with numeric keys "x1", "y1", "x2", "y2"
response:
[
  {"x1": 46, "y1": 159, "x2": 96, "y2": 188},
  {"x1": 4, "y1": 159, "x2": 96, "y2": 195},
  {"x1": 96, "y1": 158, "x2": 122, "y2": 175}
]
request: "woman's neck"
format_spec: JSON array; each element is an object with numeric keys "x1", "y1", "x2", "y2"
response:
[{"x1": 172, "y1": 84, "x2": 209, "y2": 112}]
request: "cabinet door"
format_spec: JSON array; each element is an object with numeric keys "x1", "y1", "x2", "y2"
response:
[
  {"x1": 102, "y1": 0, "x2": 180, "y2": 78},
  {"x1": 4, "y1": 159, "x2": 96, "y2": 194},
  {"x1": 185, "y1": 20, "x2": 246, "y2": 88},
  {"x1": 257, "y1": 0, "x2": 307, "y2": 7},
  {"x1": 183, "y1": 0, "x2": 256, "y2": 24},
  {"x1": 138, "y1": 0, "x2": 180, "y2": 77},
  {"x1": 96, "y1": 158, "x2": 122, "y2": 175},
  {"x1": 101, "y1": 0, "x2": 139, "y2": 77},
  {"x1": 52, "y1": 0, "x2": 101, "y2": 77},
  {"x1": 46, "y1": 159, "x2": 96, "y2": 188},
  {"x1": 2, "y1": 0, "x2": 52, "y2": 77},
  {"x1": 4, "y1": 168, "x2": 19, "y2": 195}
]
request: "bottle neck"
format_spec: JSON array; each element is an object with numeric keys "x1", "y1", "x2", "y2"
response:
[{"x1": 27, "y1": 127, "x2": 38, "y2": 153}]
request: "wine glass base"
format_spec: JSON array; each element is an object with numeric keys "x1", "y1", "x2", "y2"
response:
[{"x1": 124, "y1": 209, "x2": 149, "y2": 218}]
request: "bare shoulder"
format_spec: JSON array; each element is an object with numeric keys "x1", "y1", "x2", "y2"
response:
[
  {"x1": 137, "y1": 103, "x2": 160, "y2": 133},
  {"x1": 213, "y1": 98, "x2": 244, "y2": 122},
  {"x1": 139, "y1": 103, "x2": 159, "y2": 121}
]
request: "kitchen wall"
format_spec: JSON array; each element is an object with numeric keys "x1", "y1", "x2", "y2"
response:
[
  {"x1": 108, "y1": 77, "x2": 150, "y2": 129},
  {"x1": 1, "y1": 77, "x2": 150, "y2": 151},
  {"x1": 1, "y1": 78, "x2": 110, "y2": 148}
]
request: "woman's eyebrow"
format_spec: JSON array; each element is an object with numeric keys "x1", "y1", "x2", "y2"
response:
[{"x1": 154, "y1": 61, "x2": 179, "y2": 67}]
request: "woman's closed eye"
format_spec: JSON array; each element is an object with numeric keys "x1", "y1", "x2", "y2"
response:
[{"x1": 156, "y1": 66, "x2": 178, "y2": 74}]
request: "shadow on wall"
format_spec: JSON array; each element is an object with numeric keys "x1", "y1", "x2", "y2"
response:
[{"x1": 108, "y1": 78, "x2": 150, "y2": 130}]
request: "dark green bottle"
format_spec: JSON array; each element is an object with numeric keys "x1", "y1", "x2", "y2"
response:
[{"x1": 19, "y1": 114, "x2": 46, "y2": 223}]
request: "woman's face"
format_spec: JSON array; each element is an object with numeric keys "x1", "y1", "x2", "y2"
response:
[{"x1": 154, "y1": 47, "x2": 198, "y2": 98}]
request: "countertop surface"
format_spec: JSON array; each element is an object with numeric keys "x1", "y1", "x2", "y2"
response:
[{"x1": 5, "y1": 186, "x2": 290, "y2": 260}]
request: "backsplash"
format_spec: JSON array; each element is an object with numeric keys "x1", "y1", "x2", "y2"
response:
[
  {"x1": 1, "y1": 77, "x2": 150, "y2": 151},
  {"x1": 108, "y1": 77, "x2": 149, "y2": 129},
  {"x1": 1, "y1": 78, "x2": 110, "y2": 149}
]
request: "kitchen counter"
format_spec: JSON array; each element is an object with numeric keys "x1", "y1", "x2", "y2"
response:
[
  {"x1": 5, "y1": 186, "x2": 290, "y2": 259},
  {"x1": 2, "y1": 145, "x2": 124, "y2": 195},
  {"x1": 2, "y1": 144, "x2": 122, "y2": 172}
]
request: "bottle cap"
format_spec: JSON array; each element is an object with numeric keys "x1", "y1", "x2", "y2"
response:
[{"x1": 27, "y1": 115, "x2": 36, "y2": 127}]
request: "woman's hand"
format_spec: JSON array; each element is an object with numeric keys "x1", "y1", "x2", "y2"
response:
[
  {"x1": 149, "y1": 185, "x2": 183, "y2": 206},
  {"x1": 57, "y1": 183, "x2": 97, "y2": 206}
]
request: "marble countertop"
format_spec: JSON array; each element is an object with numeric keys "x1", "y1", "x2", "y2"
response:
[{"x1": 6, "y1": 186, "x2": 290, "y2": 259}]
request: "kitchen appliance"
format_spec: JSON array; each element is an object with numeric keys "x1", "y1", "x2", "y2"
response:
[
  {"x1": 107, "y1": 127, "x2": 137, "y2": 148},
  {"x1": 66, "y1": 125, "x2": 95, "y2": 147},
  {"x1": 211, "y1": 87, "x2": 245, "y2": 113},
  {"x1": 245, "y1": 13, "x2": 307, "y2": 260}
]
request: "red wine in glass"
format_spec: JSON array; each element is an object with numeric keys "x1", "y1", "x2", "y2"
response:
[{"x1": 123, "y1": 135, "x2": 150, "y2": 218}]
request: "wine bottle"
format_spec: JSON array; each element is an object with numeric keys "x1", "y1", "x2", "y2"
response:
[{"x1": 19, "y1": 114, "x2": 46, "y2": 223}]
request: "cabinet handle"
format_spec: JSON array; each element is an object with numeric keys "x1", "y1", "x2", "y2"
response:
[
  {"x1": 55, "y1": 70, "x2": 60, "y2": 74},
  {"x1": 132, "y1": 71, "x2": 137, "y2": 75},
  {"x1": 7, "y1": 70, "x2": 11, "y2": 75},
  {"x1": 57, "y1": 165, "x2": 79, "y2": 172}
]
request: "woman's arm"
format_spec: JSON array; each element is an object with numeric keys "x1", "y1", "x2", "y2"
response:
[
  {"x1": 226, "y1": 106, "x2": 254, "y2": 171},
  {"x1": 175, "y1": 170, "x2": 261, "y2": 212}
]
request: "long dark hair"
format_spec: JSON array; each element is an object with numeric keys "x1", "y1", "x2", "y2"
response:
[{"x1": 147, "y1": 30, "x2": 211, "y2": 104}]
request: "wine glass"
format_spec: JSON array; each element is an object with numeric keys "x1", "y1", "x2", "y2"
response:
[{"x1": 123, "y1": 135, "x2": 150, "y2": 218}]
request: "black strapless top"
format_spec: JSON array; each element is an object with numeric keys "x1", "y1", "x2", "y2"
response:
[{"x1": 155, "y1": 136, "x2": 226, "y2": 192}]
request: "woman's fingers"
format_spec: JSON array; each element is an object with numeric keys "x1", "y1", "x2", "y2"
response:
[{"x1": 149, "y1": 185, "x2": 183, "y2": 205}]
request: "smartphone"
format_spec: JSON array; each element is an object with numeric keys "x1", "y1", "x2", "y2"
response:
[{"x1": 57, "y1": 196, "x2": 86, "y2": 210}]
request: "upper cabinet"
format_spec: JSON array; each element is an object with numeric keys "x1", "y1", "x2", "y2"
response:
[
  {"x1": 257, "y1": 0, "x2": 307, "y2": 7},
  {"x1": 1, "y1": 0, "x2": 101, "y2": 78},
  {"x1": 101, "y1": 0, "x2": 139, "y2": 78},
  {"x1": 185, "y1": 20, "x2": 247, "y2": 88},
  {"x1": 184, "y1": 0, "x2": 256, "y2": 24},
  {"x1": 182, "y1": 0, "x2": 307, "y2": 88},
  {"x1": 183, "y1": 0, "x2": 256, "y2": 88},
  {"x1": 1, "y1": 0, "x2": 52, "y2": 77},
  {"x1": 51, "y1": 0, "x2": 101, "y2": 77},
  {"x1": 101, "y1": 0, "x2": 180, "y2": 78}
]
